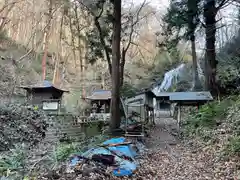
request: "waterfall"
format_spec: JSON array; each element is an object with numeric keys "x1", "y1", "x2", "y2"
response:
[
  {"x1": 152, "y1": 63, "x2": 186, "y2": 94},
  {"x1": 152, "y1": 62, "x2": 203, "y2": 95}
]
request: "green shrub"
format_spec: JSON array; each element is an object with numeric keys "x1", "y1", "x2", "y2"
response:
[
  {"x1": 54, "y1": 135, "x2": 109, "y2": 162},
  {"x1": 0, "y1": 144, "x2": 27, "y2": 178},
  {"x1": 225, "y1": 136, "x2": 240, "y2": 155},
  {"x1": 184, "y1": 97, "x2": 236, "y2": 138},
  {"x1": 54, "y1": 143, "x2": 81, "y2": 161}
]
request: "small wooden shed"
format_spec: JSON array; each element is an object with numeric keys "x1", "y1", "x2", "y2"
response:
[
  {"x1": 125, "y1": 89, "x2": 154, "y2": 108},
  {"x1": 153, "y1": 91, "x2": 213, "y2": 126},
  {"x1": 19, "y1": 80, "x2": 69, "y2": 111},
  {"x1": 85, "y1": 90, "x2": 111, "y2": 113},
  {"x1": 124, "y1": 88, "x2": 155, "y2": 124}
]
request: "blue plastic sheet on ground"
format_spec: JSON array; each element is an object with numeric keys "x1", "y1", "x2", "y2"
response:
[
  {"x1": 70, "y1": 137, "x2": 140, "y2": 177},
  {"x1": 103, "y1": 137, "x2": 137, "y2": 159}
]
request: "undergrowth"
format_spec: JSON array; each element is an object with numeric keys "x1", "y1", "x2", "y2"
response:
[
  {"x1": 0, "y1": 144, "x2": 27, "y2": 179},
  {"x1": 183, "y1": 95, "x2": 240, "y2": 155},
  {"x1": 0, "y1": 135, "x2": 109, "y2": 180},
  {"x1": 54, "y1": 135, "x2": 108, "y2": 161}
]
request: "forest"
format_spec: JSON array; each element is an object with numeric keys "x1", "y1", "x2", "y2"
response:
[{"x1": 1, "y1": 0, "x2": 240, "y2": 179}]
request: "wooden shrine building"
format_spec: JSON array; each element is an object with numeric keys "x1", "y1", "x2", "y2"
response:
[
  {"x1": 19, "y1": 80, "x2": 69, "y2": 111},
  {"x1": 85, "y1": 90, "x2": 111, "y2": 113}
]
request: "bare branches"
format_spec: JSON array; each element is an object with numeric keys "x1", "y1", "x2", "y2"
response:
[
  {"x1": 119, "y1": 0, "x2": 149, "y2": 85},
  {"x1": 77, "y1": 0, "x2": 113, "y2": 74},
  {"x1": 122, "y1": 0, "x2": 148, "y2": 55},
  {"x1": 216, "y1": 0, "x2": 232, "y2": 11},
  {"x1": 0, "y1": 0, "x2": 25, "y2": 30},
  {"x1": 0, "y1": 0, "x2": 24, "y2": 14},
  {"x1": 17, "y1": 48, "x2": 33, "y2": 62}
]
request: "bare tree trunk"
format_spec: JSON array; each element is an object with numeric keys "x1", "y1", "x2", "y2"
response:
[
  {"x1": 191, "y1": 35, "x2": 202, "y2": 91},
  {"x1": 119, "y1": 50, "x2": 126, "y2": 87},
  {"x1": 53, "y1": 11, "x2": 64, "y2": 86},
  {"x1": 73, "y1": 6, "x2": 86, "y2": 98},
  {"x1": 101, "y1": 60, "x2": 105, "y2": 89},
  {"x1": 73, "y1": 5, "x2": 83, "y2": 72},
  {"x1": 186, "y1": 0, "x2": 202, "y2": 91},
  {"x1": 42, "y1": 0, "x2": 53, "y2": 80},
  {"x1": 68, "y1": 15, "x2": 77, "y2": 69},
  {"x1": 110, "y1": 0, "x2": 121, "y2": 133},
  {"x1": 204, "y1": 0, "x2": 218, "y2": 96}
]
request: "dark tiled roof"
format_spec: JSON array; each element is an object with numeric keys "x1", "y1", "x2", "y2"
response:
[
  {"x1": 86, "y1": 90, "x2": 111, "y2": 100},
  {"x1": 19, "y1": 80, "x2": 69, "y2": 92},
  {"x1": 152, "y1": 91, "x2": 213, "y2": 101},
  {"x1": 170, "y1": 91, "x2": 213, "y2": 101}
]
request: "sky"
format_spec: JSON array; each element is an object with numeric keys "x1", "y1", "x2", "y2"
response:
[
  {"x1": 124, "y1": 0, "x2": 170, "y2": 10},
  {"x1": 122, "y1": 0, "x2": 170, "y2": 30},
  {"x1": 134, "y1": 0, "x2": 169, "y2": 9}
]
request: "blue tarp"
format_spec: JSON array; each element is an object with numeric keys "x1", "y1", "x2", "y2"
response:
[
  {"x1": 103, "y1": 137, "x2": 137, "y2": 158},
  {"x1": 70, "y1": 137, "x2": 140, "y2": 177}
]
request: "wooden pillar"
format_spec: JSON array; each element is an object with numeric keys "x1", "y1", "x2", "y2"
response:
[
  {"x1": 152, "y1": 108, "x2": 155, "y2": 126},
  {"x1": 58, "y1": 100, "x2": 60, "y2": 115},
  {"x1": 125, "y1": 104, "x2": 128, "y2": 135},
  {"x1": 169, "y1": 102, "x2": 172, "y2": 117},
  {"x1": 177, "y1": 104, "x2": 181, "y2": 129},
  {"x1": 159, "y1": 100, "x2": 161, "y2": 118},
  {"x1": 144, "y1": 105, "x2": 146, "y2": 123}
]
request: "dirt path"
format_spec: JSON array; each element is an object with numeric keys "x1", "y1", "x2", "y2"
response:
[{"x1": 136, "y1": 117, "x2": 239, "y2": 180}]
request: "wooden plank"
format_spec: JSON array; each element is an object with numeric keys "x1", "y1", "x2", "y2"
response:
[
  {"x1": 46, "y1": 132, "x2": 84, "y2": 136},
  {"x1": 125, "y1": 134, "x2": 144, "y2": 137}
]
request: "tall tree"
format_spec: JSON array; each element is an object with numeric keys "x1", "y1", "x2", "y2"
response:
[
  {"x1": 203, "y1": 0, "x2": 229, "y2": 95},
  {"x1": 110, "y1": 0, "x2": 121, "y2": 132},
  {"x1": 82, "y1": 0, "x2": 147, "y2": 86},
  {"x1": 162, "y1": 0, "x2": 202, "y2": 91},
  {"x1": 187, "y1": 0, "x2": 202, "y2": 91},
  {"x1": 163, "y1": 0, "x2": 230, "y2": 94},
  {"x1": 42, "y1": 0, "x2": 54, "y2": 80},
  {"x1": 80, "y1": 0, "x2": 147, "y2": 131}
]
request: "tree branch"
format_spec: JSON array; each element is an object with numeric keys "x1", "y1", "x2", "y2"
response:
[
  {"x1": 17, "y1": 48, "x2": 33, "y2": 62},
  {"x1": 78, "y1": 0, "x2": 112, "y2": 75},
  {"x1": 0, "y1": 0, "x2": 24, "y2": 14},
  {"x1": 94, "y1": 19, "x2": 112, "y2": 75},
  {"x1": 216, "y1": 0, "x2": 231, "y2": 11},
  {"x1": 122, "y1": 0, "x2": 147, "y2": 63}
]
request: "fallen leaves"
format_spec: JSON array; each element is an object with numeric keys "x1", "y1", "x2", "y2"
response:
[{"x1": 0, "y1": 104, "x2": 47, "y2": 151}]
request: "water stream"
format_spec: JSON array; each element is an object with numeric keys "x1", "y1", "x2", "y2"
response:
[{"x1": 152, "y1": 62, "x2": 203, "y2": 94}]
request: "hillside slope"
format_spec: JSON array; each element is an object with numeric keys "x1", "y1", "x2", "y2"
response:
[{"x1": 0, "y1": 37, "x2": 47, "y2": 99}]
